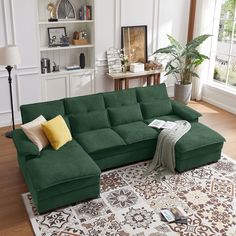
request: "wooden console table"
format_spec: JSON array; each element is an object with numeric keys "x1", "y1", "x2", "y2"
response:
[{"x1": 106, "y1": 69, "x2": 163, "y2": 91}]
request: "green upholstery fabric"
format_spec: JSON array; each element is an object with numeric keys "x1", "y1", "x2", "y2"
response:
[
  {"x1": 113, "y1": 121, "x2": 158, "y2": 144},
  {"x1": 141, "y1": 100, "x2": 172, "y2": 119},
  {"x1": 93, "y1": 140, "x2": 156, "y2": 170},
  {"x1": 103, "y1": 89, "x2": 143, "y2": 126},
  {"x1": 176, "y1": 123, "x2": 225, "y2": 153},
  {"x1": 136, "y1": 84, "x2": 173, "y2": 120},
  {"x1": 136, "y1": 83, "x2": 169, "y2": 102},
  {"x1": 103, "y1": 88, "x2": 137, "y2": 107},
  {"x1": 108, "y1": 104, "x2": 143, "y2": 126},
  {"x1": 21, "y1": 99, "x2": 65, "y2": 124},
  {"x1": 174, "y1": 123, "x2": 225, "y2": 172},
  {"x1": 13, "y1": 129, "x2": 40, "y2": 157},
  {"x1": 171, "y1": 100, "x2": 201, "y2": 122},
  {"x1": 176, "y1": 143, "x2": 223, "y2": 172},
  {"x1": 75, "y1": 128, "x2": 126, "y2": 154},
  {"x1": 64, "y1": 93, "x2": 105, "y2": 114},
  {"x1": 69, "y1": 110, "x2": 110, "y2": 134},
  {"x1": 33, "y1": 183, "x2": 100, "y2": 213},
  {"x1": 25, "y1": 140, "x2": 100, "y2": 206}
]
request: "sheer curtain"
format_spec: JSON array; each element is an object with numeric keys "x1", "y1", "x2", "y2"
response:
[{"x1": 191, "y1": 0, "x2": 216, "y2": 100}]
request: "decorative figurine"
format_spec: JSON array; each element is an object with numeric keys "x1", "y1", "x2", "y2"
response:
[
  {"x1": 47, "y1": 3, "x2": 58, "y2": 22},
  {"x1": 52, "y1": 62, "x2": 60, "y2": 72}
]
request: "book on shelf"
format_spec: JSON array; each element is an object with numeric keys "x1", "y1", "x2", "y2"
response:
[
  {"x1": 148, "y1": 119, "x2": 176, "y2": 129},
  {"x1": 79, "y1": 5, "x2": 92, "y2": 20},
  {"x1": 160, "y1": 207, "x2": 188, "y2": 224}
]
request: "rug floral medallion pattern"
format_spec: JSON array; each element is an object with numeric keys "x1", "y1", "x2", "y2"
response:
[{"x1": 22, "y1": 155, "x2": 236, "y2": 236}]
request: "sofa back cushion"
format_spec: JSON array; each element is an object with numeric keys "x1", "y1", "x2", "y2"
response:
[
  {"x1": 64, "y1": 93, "x2": 105, "y2": 114},
  {"x1": 136, "y1": 84, "x2": 173, "y2": 119},
  {"x1": 108, "y1": 104, "x2": 143, "y2": 126},
  {"x1": 103, "y1": 89, "x2": 143, "y2": 126},
  {"x1": 69, "y1": 110, "x2": 110, "y2": 134},
  {"x1": 64, "y1": 93, "x2": 110, "y2": 133},
  {"x1": 20, "y1": 100, "x2": 65, "y2": 124},
  {"x1": 136, "y1": 83, "x2": 169, "y2": 102},
  {"x1": 141, "y1": 100, "x2": 172, "y2": 119}
]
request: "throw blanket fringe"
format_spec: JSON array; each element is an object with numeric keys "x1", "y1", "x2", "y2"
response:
[{"x1": 146, "y1": 120, "x2": 191, "y2": 176}]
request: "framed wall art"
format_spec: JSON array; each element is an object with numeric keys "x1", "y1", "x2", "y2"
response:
[
  {"x1": 121, "y1": 25, "x2": 148, "y2": 63},
  {"x1": 48, "y1": 27, "x2": 69, "y2": 47}
]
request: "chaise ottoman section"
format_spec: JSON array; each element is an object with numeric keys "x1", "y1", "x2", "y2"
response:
[
  {"x1": 25, "y1": 140, "x2": 101, "y2": 213},
  {"x1": 175, "y1": 123, "x2": 225, "y2": 172}
]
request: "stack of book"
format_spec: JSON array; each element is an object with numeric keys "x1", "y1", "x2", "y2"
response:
[
  {"x1": 160, "y1": 207, "x2": 188, "y2": 224},
  {"x1": 79, "y1": 5, "x2": 92, "y2": 20}
]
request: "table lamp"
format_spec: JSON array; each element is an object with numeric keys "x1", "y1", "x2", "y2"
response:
[{"x1": 0, "y1": 45, "x2": 21, "y2": 138}]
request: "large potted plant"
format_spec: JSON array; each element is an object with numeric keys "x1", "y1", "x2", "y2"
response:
[{"x1": 153, "y1": 34, "x2": 211, "y2": 104}]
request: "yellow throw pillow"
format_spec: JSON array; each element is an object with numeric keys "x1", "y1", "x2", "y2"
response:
[{"x1": 42, "y1": 115, "x2": 72, "y2": 150}]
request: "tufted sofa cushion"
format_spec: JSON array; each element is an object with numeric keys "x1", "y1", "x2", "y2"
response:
[
  {"x1": 64, "y1": 93, "x2": 111, "y2": 134},
  {"x1": 103, "y1": 89, "x2": 143, "y2": 126},
  {"x1": 136, "y1": 84, "x2": 173, "y2": 119}
]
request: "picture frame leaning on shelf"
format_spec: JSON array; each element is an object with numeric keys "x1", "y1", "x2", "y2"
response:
[{"x1": 48, "y1": 27, "x2": 69, "y2": 47}]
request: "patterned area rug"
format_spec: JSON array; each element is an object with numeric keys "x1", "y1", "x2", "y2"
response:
[{"x1": 22, "y1": 155, "x2": 236, "y2": 236}]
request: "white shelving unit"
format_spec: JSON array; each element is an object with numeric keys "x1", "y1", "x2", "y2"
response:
[{"x1": 37, "y1": 0, "x2": 95, "y2": 101}]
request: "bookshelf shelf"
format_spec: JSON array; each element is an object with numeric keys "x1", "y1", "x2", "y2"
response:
[
  {"x1": 38, "y1": 20, "x2": 94, "y2": 25},
  {"x1": 40, "y1": 44, "x2": 94, "y2": 52}
]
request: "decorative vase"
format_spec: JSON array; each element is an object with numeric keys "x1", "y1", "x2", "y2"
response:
[
  {"x1": 122, "y1": 64, "x2": 128, "y2": 73},
  {"x1": 80, "y1": 53, "x2": 85, "y2": 69},
  {"x1": 174, "y1": 83, "x2": 192, "y2": 105}
]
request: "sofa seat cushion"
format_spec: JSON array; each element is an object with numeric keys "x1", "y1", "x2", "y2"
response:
[
  {"x1": 75, "y1": 128, "x2": 126, "y2": 154},
  {"x1": 145, "y1": 114, "x2": 183, "y2": 125},
  {"x1": 26, "y1": 140, "x2": 101, "y2": 200},
  {"x1": 113, "y1": 121, "x2": 158, "y2": 144},
  {"x1": 176, "y1": 122, "x2": 225, "y2": 155}
]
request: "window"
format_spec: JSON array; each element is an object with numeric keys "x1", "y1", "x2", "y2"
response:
[{"x1": 211, "y1": 0, "x2": 236, "y2": 90}]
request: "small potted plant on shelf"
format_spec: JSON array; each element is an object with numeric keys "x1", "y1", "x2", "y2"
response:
[
  {"x1": 153, "y1": 34, "x2": 211, "y2": 104},
  {"x1": 120, "y1": 49, "x2": 129, "y2": 73}
]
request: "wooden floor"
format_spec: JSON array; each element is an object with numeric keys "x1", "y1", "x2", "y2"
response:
[{"x1": 0, "y1": 101, "x2": 235, "y2": 236}]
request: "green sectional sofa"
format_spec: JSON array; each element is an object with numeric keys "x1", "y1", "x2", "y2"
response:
[{"x1": 13, "y1": 83, "x2": 225, "y2": 213}]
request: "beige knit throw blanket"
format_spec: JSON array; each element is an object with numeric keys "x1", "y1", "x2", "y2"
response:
[{"x1": 147, "y1": 120, "x2": 191, "y2": 175}]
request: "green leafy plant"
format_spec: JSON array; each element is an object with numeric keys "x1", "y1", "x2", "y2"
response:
[{"x1": 153, "y1": 34, "x2": 211, "y2": 85}]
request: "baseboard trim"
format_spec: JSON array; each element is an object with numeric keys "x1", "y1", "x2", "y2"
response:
[
  {"x1": 202, "y1": 96, "x2": 236, "y2": 115},
  {"x1": 0, "y1": 119, "x2": 21, "y2": 128}
]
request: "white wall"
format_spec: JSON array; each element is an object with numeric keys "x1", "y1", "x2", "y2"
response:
[
  {"x1": 0, "y1": 0, "x2": 190, "y2": 127},
  {"x1": 0, "y1": 0, "x2": 41, "y2": 127},
  {"x1": 95, "y1": 0, "x2": 190, "y2": 94}
]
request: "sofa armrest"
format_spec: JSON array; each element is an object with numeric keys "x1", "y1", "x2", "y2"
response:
[
  {"x1": 171, "y1": 100, "x2": 202, "y2": 122},
  {"x1": 13, "y1": 129, "x2": 40, "y2": 157}
]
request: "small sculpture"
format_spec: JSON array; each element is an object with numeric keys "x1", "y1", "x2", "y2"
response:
[
  {"x1": 47, "y1": 3, "x2": 58, "y2": 22},
  {"x1": 80, "y1": 31, "x2": 88, "y2": 39}
]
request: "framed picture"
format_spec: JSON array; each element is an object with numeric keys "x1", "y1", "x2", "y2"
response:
[
  {"x1": 48, "y1": 27, "x2": 69, "y2": 47},
  {"x1": 121, "y1": 25, "x2": 148, "y2": 63}
]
